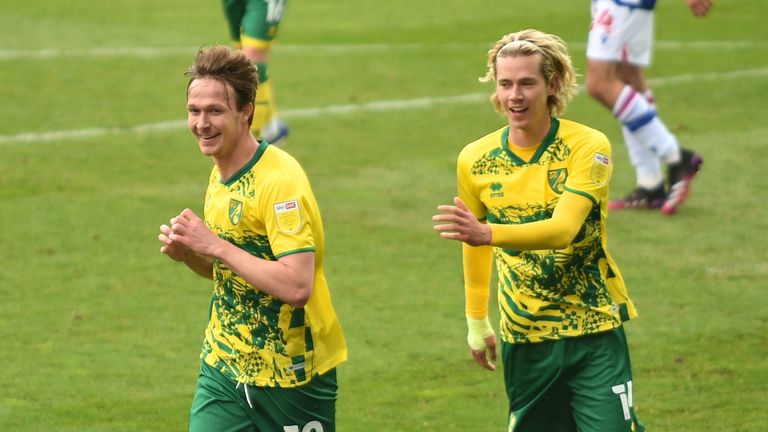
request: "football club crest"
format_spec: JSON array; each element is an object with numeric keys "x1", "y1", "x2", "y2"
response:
[
  {"x1": 547, "y1": 168, "x2": 567, "y2": 194},
  {"x1": 274, "y1": 199, "x2": 301, "y2": 233},
  {"x1": 228, "y1": 198, "x2": 244, "y2": 225},
  {"x1": 590, "y1": 152, "x2": 610, "y2": 186}
]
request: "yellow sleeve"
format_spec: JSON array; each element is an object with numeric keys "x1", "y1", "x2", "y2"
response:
[
  {"x1": 457, "y1": 147, "x2": 487, "y2": 220},
  {"x1": 564, "y1": 129, "x2": 612, "y2": 204},
  {"x1": 457, "y1": 145, "x2": 493, "y2": 319},
  {"x1": 261, "y1": 154, "x2": 316, "y2": 258},
  {"x1": 463, "y1": 242, "x2": 493, "y2": 319},
  {"x1": 489, "y1": 191, "x2": 593, "y2": 250}
]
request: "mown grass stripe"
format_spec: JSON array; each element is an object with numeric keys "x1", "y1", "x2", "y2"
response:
[{"x1": 1, "y1": 68, "x2": 766, "y2": 145}]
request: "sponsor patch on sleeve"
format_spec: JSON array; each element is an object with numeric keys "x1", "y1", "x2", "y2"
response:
[
  {"x1": 274, "y1": 199, "x2": 302, "y2": 233},
  {"x1": 590, "y1": 152, "x2": 610, "y2": 186}
]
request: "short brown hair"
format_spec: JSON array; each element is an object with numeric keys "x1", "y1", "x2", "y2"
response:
[{"x1": 185, "y1": 45, "x2": 258, "y2": 124}]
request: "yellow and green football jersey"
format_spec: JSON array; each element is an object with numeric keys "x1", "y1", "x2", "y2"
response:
[
  {"x1": 458, "y1": 118, "x2": 638, "y2": 344},
  {"x1": 201, "y1": 141, "x2": 347, "y2": 387}
]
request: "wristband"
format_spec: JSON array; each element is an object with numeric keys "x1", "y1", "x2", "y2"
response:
[{"x1": 466, "y1": 316, "x2": 494, "y2": 351}]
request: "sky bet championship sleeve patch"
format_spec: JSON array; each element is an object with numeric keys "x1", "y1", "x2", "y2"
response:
[
  {"x1": 590, "y1": 152, "x2": 610, "y2": 186},
  {"x1": 274, "y1": 199, "x2": 302, "y2": 233}
]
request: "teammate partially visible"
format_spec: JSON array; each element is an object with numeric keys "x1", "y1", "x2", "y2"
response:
[
  {"x1": 433, "y1": 29, "x2": 644, "y2": 431},
  {"x1": 223, "y1": 0, "x2": 290, "y2": 145},
  {"x1": 159, "y1": 45, "x2": 346, "y2": 431},
  {"x1": 585, "y1": 0, "x2": 713, "y2": 214}
]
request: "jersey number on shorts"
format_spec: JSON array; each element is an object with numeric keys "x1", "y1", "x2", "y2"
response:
[
  {"x1": 266, "y1": 0, "x2": 286, "y2": 22},
  {"x1": 611, "y1": 380, "x2": 634, "y2": 420},
  {"x1": 283, "y1": 421, "x2": 323, "y2": 432}
]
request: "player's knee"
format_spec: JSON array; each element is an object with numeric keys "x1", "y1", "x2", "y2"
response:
[{"x1": 242, "y1": 46, "x2": 269, "y2": 63}]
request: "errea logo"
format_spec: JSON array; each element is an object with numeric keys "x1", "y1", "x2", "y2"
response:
[{"x1": 490, "y1": 182, "x2": 505, "y2": 198}]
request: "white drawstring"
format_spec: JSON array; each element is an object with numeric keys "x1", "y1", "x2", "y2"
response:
[
  {"x1": 244, "y1": 383, "x2": 254, "y2": 409},
  {"x1": 236, "y1": 382, "x2": 255, "y2": 409}
]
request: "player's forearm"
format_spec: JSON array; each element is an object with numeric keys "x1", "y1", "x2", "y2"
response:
[
  {"x1": 183, "y1": 253, "x2": 214, "y2": 280},
  {"x1": 489, "y1": 191, "x2": 593, "y2": 250},
  {"x1": 215, "y1": 242, "x2": 314, "y2": 308},
  {"x1": 463, "y1": 243, "x2": 493, "y2": 319},
  {"x1": 489, "y1": 219, "x2": 578, "y2": 250}
]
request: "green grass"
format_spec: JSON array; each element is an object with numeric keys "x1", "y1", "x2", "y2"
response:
[{"x1": 1, "y1": 0, "x2": 767, "y2": 430}]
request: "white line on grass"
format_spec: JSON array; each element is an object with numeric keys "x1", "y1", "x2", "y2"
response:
[
  {"x1": 706, "y1": 263, "x2": 768, "y2": 277},
  {"x1": 2, "y1": 67, "x2": 767, "y2": 145},
  {"x1": 0, "y1": 40, "x2": 759, "y2": 60}
]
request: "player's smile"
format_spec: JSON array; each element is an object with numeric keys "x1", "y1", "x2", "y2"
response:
[
  {"x1": 507, "y1": 106, "x2": 530, "y2": 123},
  {"x1": 187, "y1": 78, "x2": 248, "y2": 159},
  {"x1": 495, "y1": 54, "x2": 556, "y2": 142},
  {"x1": 197, "y1": 131, "x2": 221, "y2": 143},
  {"x1": 193, "y1": 127, "x2": 224, "y2": 150}
]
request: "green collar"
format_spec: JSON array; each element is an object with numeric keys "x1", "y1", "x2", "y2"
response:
[
  {"x1": 500, "y1": 117, "x2": 560, "y2": 165},
  {"x1": 220, "y1": 140, "x2": 269, "y2": 186}
]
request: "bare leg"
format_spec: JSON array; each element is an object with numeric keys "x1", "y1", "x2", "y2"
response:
[
  {"x1": 616, "y1": 62, "x2": 647, "y2": 93},
  {"x1": 585, "y1": 59, "x2": 625, "y2": 109}
]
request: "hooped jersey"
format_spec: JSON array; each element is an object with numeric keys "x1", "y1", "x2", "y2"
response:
[
  {"x1": 458, "y1": 118, "x2": 638, "y2": 344},
  {"x1": 201, "y1": 141, "x2": 347, "y2": 387}
]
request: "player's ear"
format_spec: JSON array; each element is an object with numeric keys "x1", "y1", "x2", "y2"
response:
[
  {"x1": 548, "y1": 78, "x2": 559, "y2": 96},
  {"x1": 242, "y1": 102, "x2": 254, "y2": 121}
]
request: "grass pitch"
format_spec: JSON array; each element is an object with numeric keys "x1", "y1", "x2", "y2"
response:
[{"x1": 1, "y1": 0, "x2": 766, "y2": 430}]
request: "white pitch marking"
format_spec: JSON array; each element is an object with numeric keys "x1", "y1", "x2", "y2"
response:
[
  {"x1": 1, "y1": 68, "x2": 767, "y2": 145},
  {"x1": 0, "y1": 40, "x2": 759, "y2": 60}
]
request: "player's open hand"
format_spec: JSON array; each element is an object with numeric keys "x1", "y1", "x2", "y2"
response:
[
  {"x1": 433, "y1": 197, "x2": 492, "y2": 246},
  {"x1": 687, "y1": 0, "x2": 712, "y2": 17}
]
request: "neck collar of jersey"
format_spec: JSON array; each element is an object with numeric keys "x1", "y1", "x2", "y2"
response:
[
  {"x1": 500, "y1": 117, "x2": 559, "y2": 165},
  {"x1": 220, "y1": 140, "x2": 269, "y2": 186}
]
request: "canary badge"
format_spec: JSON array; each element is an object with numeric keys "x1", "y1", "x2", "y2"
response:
[
  {"x1": 274, "y1": 199, "x2": 301, "y2": 233},
  {"x1": 547, "y1": 168, "x2": 568, "y2": 194},
  {"x1": 229, "y1": 198, "x2": 244, "y2": 226}
]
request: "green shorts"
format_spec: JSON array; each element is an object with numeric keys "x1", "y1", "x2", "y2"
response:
[
  {"x1": 189, "y1": 361, "x2": 337, "y2": 432},
  {"x1": 501, "y1": 327, "x2": 645, "y2": 432},
  {"x1": 223, "y1": 0, "x2": 287, "y2": 44}
]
